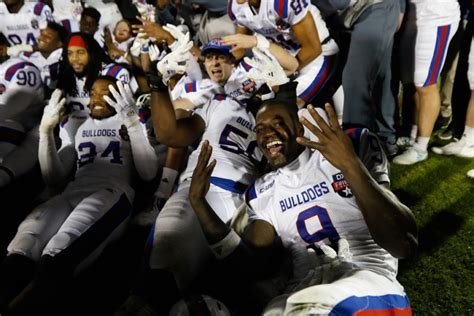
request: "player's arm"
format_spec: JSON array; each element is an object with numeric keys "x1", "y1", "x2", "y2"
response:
[
  {"x1": 105, "y1": 82, "x2": 159, "y2": 181},
  {"x1": 292, "y1": 12, "x2": 322, "y2": 69},
  {"x1": 38, "y1": 90, "x2": 77, "y2": 186},
  {"x1": 297, "y1": 104, "x2": 418, "y2": 259},
  {"x1": 189, "y1": 141, "x2": 281, "y2": 274},
  {"x1": 222, "y1": 33, "x2": 299, "y2": 75}
]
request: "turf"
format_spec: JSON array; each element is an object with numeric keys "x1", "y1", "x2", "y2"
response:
[{"x1": 390, "y1": 151, "x2": 474, "y2": 315}]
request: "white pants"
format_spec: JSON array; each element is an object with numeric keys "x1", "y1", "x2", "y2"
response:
[
  {"x1": 148, "y1": 181, "x2": 244, "y2": 290},
  {"x1": 7, "y1": 187, "x2": 131, "y2": 269},
  {"x1": 400, "y1": 2, "x2": 459, "y2": 87},
  {"x1": 263, "y1": 270, "x2": 410, "y2": 316}
]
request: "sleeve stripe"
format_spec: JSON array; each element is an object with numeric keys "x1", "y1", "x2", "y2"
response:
[
  {"x1": 274, "y1": 0, "x2": 288, "y2": 18},
  {"x1": 34, "y1": 2, "x2": 46, "y2": 16},
  {"x1": 185, "y1": 81, "x2": 197, "y2": 93},
  {"x1": 241, "y1": 60, "x2": 252, "y2": 72},
  {"x1": 245, "y1": 181, "x2": 257, "y2": 204},
  {"x1": 106, "y1": 65, "x2": 123, "y2": 78},
  {"x1": 5, "y1": 62, "x2": 36, "y2": 81},
  {"x1": 228, "y1": 0, "x2": 236, "y2": 21},
  {"x1": 213, "y1": 94, "x2": 227, "y2": 101},
  {"x1": 344, "y1": 127, "x2": 363, "y2": 153}
]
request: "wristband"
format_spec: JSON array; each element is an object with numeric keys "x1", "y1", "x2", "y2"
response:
[
  {"x1": 147, "y1": 61, "x2": 168, "y2": 92},
  {"x1": 210, "y1": 229, "x2": 241, "y2": 259},
  {"x1": 255, "y1": 34, "x2": 270, "y2": 50}
]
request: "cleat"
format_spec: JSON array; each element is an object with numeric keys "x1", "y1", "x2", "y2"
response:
[{"x1": 392, "y1": 147, "x2": 428, "y2": 165}]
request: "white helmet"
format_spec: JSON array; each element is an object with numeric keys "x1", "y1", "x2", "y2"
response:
[{"x1": 169, "y1": 294, "x2": 231, "y2": 316}]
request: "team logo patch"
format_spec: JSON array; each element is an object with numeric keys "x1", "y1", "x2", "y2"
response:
[
  {"x1": 31, "y1": 19, "x2": 39, "y2": 29},
  {"x1": 242, "y1": 79, "x2": 256, "y2": 94},
  {"x1": 0, "y1": 84, "x2": 5, "y2": 95},
  {"x1": 119, "y1": 125, "x2": 130, "y2": 141},
  {"x1": 331, "y1": 172, "x2": 353, "y2": 198}
]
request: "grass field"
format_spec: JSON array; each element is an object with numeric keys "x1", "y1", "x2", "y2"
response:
[{"x1": 390, "y1": 147, "x2": 474, "y2": 315}]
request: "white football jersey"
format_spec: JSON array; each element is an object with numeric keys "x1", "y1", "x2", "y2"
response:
[
  {"x1": 228, "y1": 0, "x2": 338, "y2": 56},
  {"x1": 63, "y1": 114, "x2": 135, "y2": 201},
  {"x1": 0, "y1": 58, "x2": 44, "y2": 130},
  {"x1": 246, "y1": 137, "x2": 397, "y2": 280},
  {"x1": 19, "y1": 48, "x2": 62, "y2": 90},
  {"x1": 180, "y1": 95, "x2": 263, "y2": 188},
  {"x1": 224, "y1": 60, "x2": 264, "y2": 105},
  {"x1": 0, "y1": 2, "x2": 53, "y2": 46},
  {"x1": 171, "y1": 77, "x2": 223, "y2": 106}
]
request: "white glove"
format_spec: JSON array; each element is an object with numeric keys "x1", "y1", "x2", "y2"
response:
[
  {"x1": 316, "y1": 239, "x2": 352, "y2": 263},
  {"x1": 7, "y1": 44, "x2": 33, "y2": 57},
  {"x1": 104, "y1": 81, "x2": 139, "y2": 128},
  {"x1": 163, "y1": 24, "x2": 190, "y2": 51},
  {"x1": 130, "y1": 33, "x2": 149, "y2": 57},
  {"x1": 244, "y1": 47, "x2": 289, "y2": 89},
  {"x1": 148, "y1": 44, "x2": 161, "y2": 62},
  {"x1": 39, "y1": 89, "x2": 66, "y2": 134},
  {"x1": 157, "y1": 40, "x2": 193, "y2": 84}
]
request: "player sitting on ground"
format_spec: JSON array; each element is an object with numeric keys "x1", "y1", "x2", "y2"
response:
[
  {"x1": 0, "y1": 77, "x2": 158, "y2": 316},
  {"x1": 188, "y1": 61, "x2": 418, "y2": 315}
]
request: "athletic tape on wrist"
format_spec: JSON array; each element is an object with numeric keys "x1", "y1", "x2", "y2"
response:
[
  {"x1": 210, "y1": 229, "x2": 241, "y2": 259},
  {"x1": 255, "y1": 34, "x2": 270, "y2": 50}
]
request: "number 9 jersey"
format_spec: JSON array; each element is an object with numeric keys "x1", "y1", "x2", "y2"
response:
[{"x1": 245, "y1": 127, "x2": 397, "y2": 281}]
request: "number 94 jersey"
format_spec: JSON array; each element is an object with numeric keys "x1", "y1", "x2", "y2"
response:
[
  {"x1": 64, "y1": 115, "x2": 135, "y2": 201},
  {"x1": 245, "y1": 131, "x2": 398, "y2": 281}
]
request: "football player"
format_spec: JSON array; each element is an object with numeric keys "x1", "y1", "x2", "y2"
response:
[
  {"x1": 186, "y1": 54, "x2": 418, "y2": 315},
  {"x1": 0, "y1": 0, "x2": 53, "y2": 49},
  {"x1": 18, "y1": 22, "x2": 68, "y2": 93},
  {"x1": 394, "y1": 0, "x2": 460, "y2": 164},
  {"x1": 0, "y1": 77, "x2": 158, "y2": 315},
  {"x1": 115, "y1": 38, "x2": 266, "y2": 315},
  {"x1": 0, "y1": 57, "x2": 44, "y2": 188},
  {"x1": 188, "y1": 94, "x2": 418, "y2": 316},
  {"x1": 225, "y1": 0, "x2": 339, "y2": 107}
]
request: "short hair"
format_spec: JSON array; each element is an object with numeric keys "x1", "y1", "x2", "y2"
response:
[
  {"x1": 259, "y1": 81, "x2": 299, "y2": 116},
  {"x1": 95, "y1": 75, "x2": 118, "y2": 87},
  {"x1": 46, "y1": 22, "x2": 68, "y2": 44},
  {"x1": 81, "y1": 7, "x2": 101, "y2": 23}
]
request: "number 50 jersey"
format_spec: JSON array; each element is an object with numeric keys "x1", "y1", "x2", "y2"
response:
[{"x1": 179, "y1": 94, "x2": 263, "y2": 189}]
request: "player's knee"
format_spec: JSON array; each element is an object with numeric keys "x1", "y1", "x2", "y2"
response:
[{"x1": 7, "y1": 232, "x2": 41, "y2": 261}]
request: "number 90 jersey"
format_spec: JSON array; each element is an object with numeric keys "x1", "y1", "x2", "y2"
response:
[
  {"x1": 245, "y1": 131, "x2": 397, "y2": 281},
  {"x1": 179, "y1": 95, "x2": 263, "y2": 187},
  {"x1": 63, "y1": 115, "x2": 135, "y2": 201},
  {"x1": 0, "y1": 58, "x2": 44, "y2": 130}
]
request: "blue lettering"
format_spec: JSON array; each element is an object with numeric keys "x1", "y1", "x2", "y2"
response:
[
  {"x1": 280, "y1": 200, "x2": 286, "y2": 212},
  {"x1": 301, "y1": 191, "x2": 310, "y2": 203},
  {"x1": 320, "y1": 182, "x2": 329, "y2": 194}
]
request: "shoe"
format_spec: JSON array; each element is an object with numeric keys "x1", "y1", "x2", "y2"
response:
[
  {"x1": 396, "y1": 137, "x2": 415, "y2": 148},
  {"x1": 383, "y1": 140, "x2": 399, "y2": 157},
  {"x1": 113, "y1": 294, "x2": 157, "y2": 316},
  {"x1": 434, "y1": 114, "x2": 452, "y2": 130},
  {"x1": 392, "y1": 147, "x2": 428, "y2": 165},
  {"x1": 133, "y1": 196, "x2": 167, "y2": 226},
  {"x1": 431, "y1": 138, "x2": 474, "y2": 158},
  {"x1": 467, "y1": 169, "x2": 474, "y2": 179},
  {"x1": 438, "y1": 128, "x2": 454, "y2": 140}
]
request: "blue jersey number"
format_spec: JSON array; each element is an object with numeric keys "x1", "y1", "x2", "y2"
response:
[
  {"x1": 219, "y1": 124, "x2": 259, "y2": 163},
  {"x1": 296, "y1": 205, "x2": 340, "y2": 245},
  {"x1": 78, "y1": 140, "x2": 123, "y2": 168},
  {"x1": 290, "y1": 0, "x2": 309, "y2": 15},
  {"x1": 16, "y1": 70, "x2": 37, "y2": 86}
]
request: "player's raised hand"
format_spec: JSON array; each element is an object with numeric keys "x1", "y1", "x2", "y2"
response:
[
  {"x1": 296, "y1": 104, "x2": 357, "y2": 172},
  {"x1": 104, "y1": 81, "x2": 139, "y2": 128},
  {"x1": 39, "y1": 89, "x2": 66, "y2": 134},
  {"x1": 222, "y1": 34, "x2": 257, "y2": 51},
  {"x1": 189, "y1": 140, "x2": 216, "y2": 206},
  {"x1": 163, "y1": 24, "x2": 190, "y2": 51},
  {"x1": 244, "y1": 47, "x2": 289, "y2": 89},
  {"x1": 157, "y1": 40, "x2": 193, "y2": 84}
]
